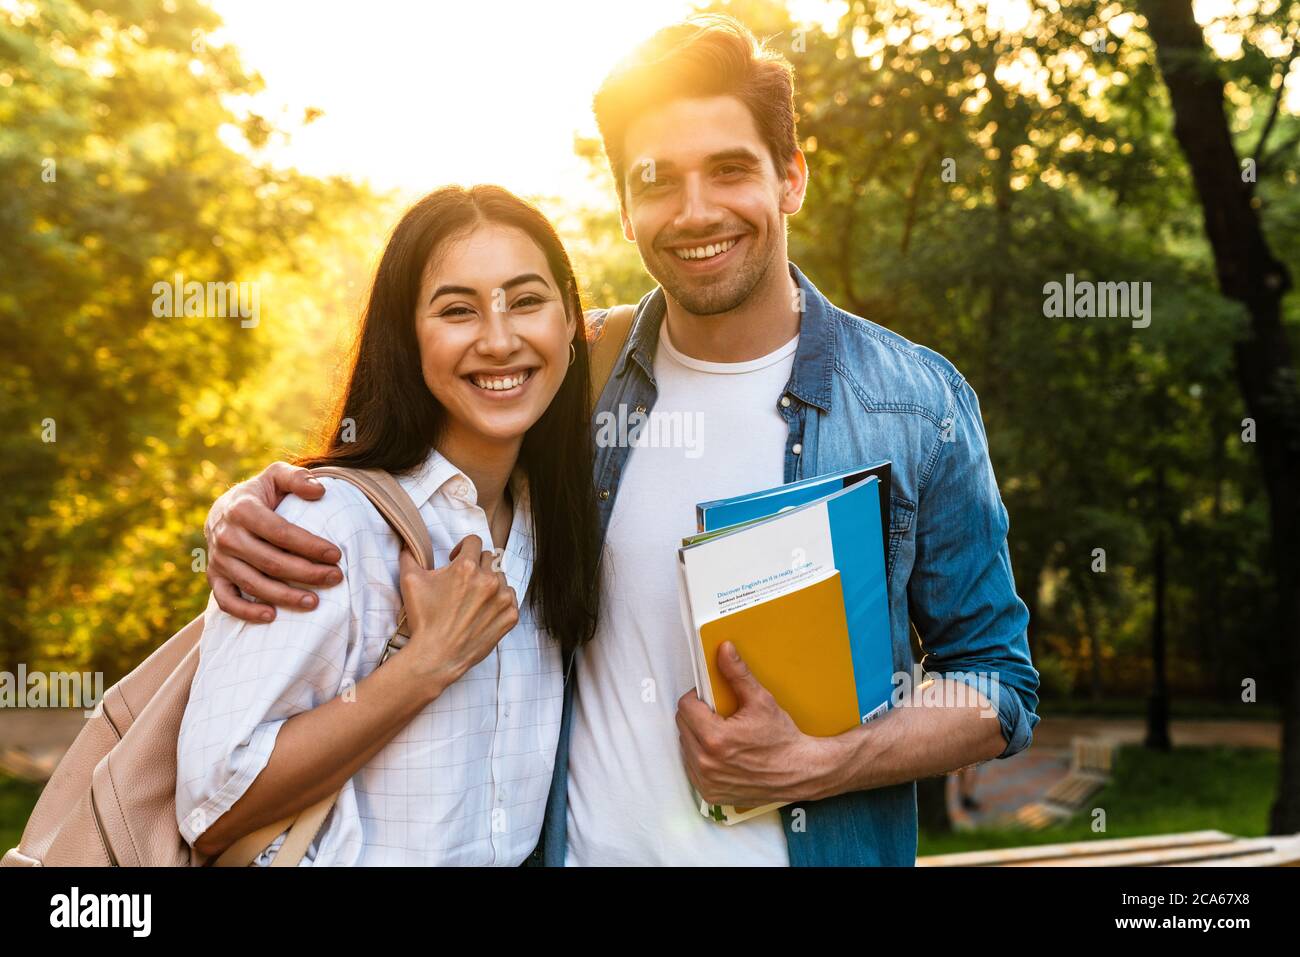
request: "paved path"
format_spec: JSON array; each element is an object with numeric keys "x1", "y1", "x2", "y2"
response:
[
  {"x1": 0, "y1": 709, "x2": 89, "y2": 753},
  {"x1": 948, "y1": 746, "x2": 1072, "y2": 829},
  {"x1": 946, "y1": 716, "x2": 1280, "y2": 829},
  {"x1": 0, "y1": 709, "x2": 91, "y2": 780},
  {"x1": 0, "y1": 708, "x2": 1283, "y2": 794},
  {"x1": 1030, "y1": 717, "x2": 1279, "y2": 749}
]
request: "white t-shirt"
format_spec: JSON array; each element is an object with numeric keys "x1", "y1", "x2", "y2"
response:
[{"x1": 565, "y1": 321, "x2": 798, "y2": 866}]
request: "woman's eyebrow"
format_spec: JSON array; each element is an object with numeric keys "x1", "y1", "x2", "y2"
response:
[
  {"x1": 428, "y1": 273, "x2": 549, "y2": 305},
  {"x1": 429, "y1": 284, "x2": 477, "y2": 304},
  {"x1": 501, "y1": 272, "x2": 551, "y2": 291}
]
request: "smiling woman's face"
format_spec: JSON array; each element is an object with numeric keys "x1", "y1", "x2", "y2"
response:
[{"x1": 415, "y1": 222, "x2": 577, "y2": 446}]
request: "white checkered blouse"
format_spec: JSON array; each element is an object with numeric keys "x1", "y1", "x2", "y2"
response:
[{"x1": 176, "y1": 449, "x2": 562, "y2": 865}]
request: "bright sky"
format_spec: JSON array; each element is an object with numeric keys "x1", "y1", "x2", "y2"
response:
[
  {"x1": 208, "y1": 0, "x2": 701, "y2": 203},
  {"x1": 206, "y1": 0, "x2": 1297, "y2": 203}
]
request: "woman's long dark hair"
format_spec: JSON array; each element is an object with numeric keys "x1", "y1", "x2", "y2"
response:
[{"x1": 298, "y1": 185, "x2": 601, "y2": 655}]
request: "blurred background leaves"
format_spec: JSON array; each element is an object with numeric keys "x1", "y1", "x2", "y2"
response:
[{"x1": 2, "y1": 0, "x2": 1297, "y2": 741}]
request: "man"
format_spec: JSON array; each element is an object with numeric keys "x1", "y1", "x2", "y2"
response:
[{"x1": 202, "y1": 14, "x2": 1039, "y2": 866}]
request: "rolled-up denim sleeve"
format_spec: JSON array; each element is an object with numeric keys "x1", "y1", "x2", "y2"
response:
[{"x1": 908, "y1": 377, "x2": 1039, "y2": 759}]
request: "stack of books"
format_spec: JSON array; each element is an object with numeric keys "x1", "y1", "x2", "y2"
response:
[{"x1": 675, "y1": 463, "x2": 894, "y2": 824}]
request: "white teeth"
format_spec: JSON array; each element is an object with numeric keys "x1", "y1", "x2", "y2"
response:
[
  {"x1": 470, "y1": 369, "x2": 533, "y2": 391},
  {"x1": 673, "y1": 238, "x2": 737, "y2": 261}
]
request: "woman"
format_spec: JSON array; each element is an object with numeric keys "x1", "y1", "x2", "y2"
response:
[{"x1": 176, "y1": 185, "x2": 602, "y2": 865}]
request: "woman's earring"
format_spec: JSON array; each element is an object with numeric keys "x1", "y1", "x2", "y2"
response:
[{"x1": 568, "y1": 342, "x2": 576, "y2": 367}]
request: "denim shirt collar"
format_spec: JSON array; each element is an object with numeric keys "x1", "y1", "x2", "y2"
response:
[
  {"x1": 616, "y1": 261, "x2": 835, "y2": 412},
  {"x1": 785, "y1": 262, "x2": 834, "y2": 412}
]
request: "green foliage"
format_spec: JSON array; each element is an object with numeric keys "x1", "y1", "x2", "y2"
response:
[
  {"x1": 540, "y1": 135, "x2": 656, "y2": 311},
  {"x1": 0, "y1": 771, "x2": 44, "y2": 853},
  {"x1": 0, "y1": 0, "x2": 384, "y2": 678},
  {"x1": 2, "y1": 0, "x2": 1297, "y2": 709}
]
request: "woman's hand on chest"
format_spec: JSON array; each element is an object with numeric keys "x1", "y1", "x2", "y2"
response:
[{"x1": 394, "y1": 534, "x2": 518, "y2": 701}]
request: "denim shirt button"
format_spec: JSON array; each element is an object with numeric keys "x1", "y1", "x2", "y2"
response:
[
  {"x1": 780, "y1": 395, "x2": 792, "y2": 408},
  {"x1": 598, "y1": 488, "x2": 610, "y2": 501},
  {"x1": 791, "y1": 442, "x2": 803, "y2": 455},
  {"x1": 634, "y1": 402, "x2": 647, "y2": 415}
]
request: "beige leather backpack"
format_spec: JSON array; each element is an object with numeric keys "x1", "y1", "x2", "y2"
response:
[
  {"x1": 2, "y1": 467, "x2": 435, "y2": 867},
  {"x1": 2, "y1": 304, "x2": 637, "y2": 869}
]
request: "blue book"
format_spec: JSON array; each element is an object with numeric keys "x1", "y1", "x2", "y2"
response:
[
  {"x1": 695, "y1": 461, "x2": 891, "y2": 569},
  {"x1": 677, "y1": 466, "x2": 895, "y2": 824}
]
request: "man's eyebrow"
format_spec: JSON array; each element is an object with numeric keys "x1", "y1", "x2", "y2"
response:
[
  {"x1": 706, "y1": 148, "x2": 763, "y2": 165},
  {"x1": 429, "y1": 273, "x2": 550, "y2": 304},
  {"x1": 628, "y1": 149, "x2": 762, "y2": 181}
]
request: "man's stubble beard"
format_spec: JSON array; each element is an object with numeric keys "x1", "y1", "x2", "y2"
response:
[{"x1": 646, "y1": 234, "x2": 779, "y2": 316}]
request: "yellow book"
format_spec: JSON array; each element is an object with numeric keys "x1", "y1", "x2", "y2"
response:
[
  {"x1": 675, "y1": 472, "x2": 893, "y2": 825},
  {"x1": 699, "y1": 572, "x2": 858, "y2": 735}
]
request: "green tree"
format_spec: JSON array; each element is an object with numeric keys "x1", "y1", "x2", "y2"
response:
[
  {"x1": 0, "y1": 0, "x2": 376, "y2": 678},
  {"x1": 1139, "y1": 0, "x2": 1300, "y2": 831}
]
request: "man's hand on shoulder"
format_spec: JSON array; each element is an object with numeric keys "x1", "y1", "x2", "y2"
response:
[{"x1": 205, "y1": 462, "x2": 344, "y2": 622}]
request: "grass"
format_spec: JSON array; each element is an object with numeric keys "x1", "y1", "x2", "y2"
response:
[
  {"x1": 0, "y1": 772, "x2": 44, "y2": 854},
  {"x1": 0, "y1": 746, "x2": 1281, "y2": 861},
  {"x1": 918, "y1": 744, "x2": 1279, "y2": 856}
]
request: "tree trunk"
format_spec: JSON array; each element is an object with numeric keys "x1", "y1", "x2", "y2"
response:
[
  {"x1": 916, "y1": 775, "x2": 952, "y2": 834},
  {"x1": 1140, "y1": 0, "x2": 1300, "y2": 832},
  {"x1": 1209, "y1": 412, "x2": 1229, "y2": 704},
  {"x1": 1085, "y1": 597, "x2": 1104, "y2": 702},
  {"x1": 1146, "y1": 464, "x2": 1172, "y2": 750}
]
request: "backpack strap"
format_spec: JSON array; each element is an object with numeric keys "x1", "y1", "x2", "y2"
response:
[
  {"x1": 308, "y1": 466, "x2": 434, "y2": 569},
  {"x1": 587, "y1": 304, "x2": 636, "y2": 401},
  {"x1": 307, "y1": 467, "x2": 433, "y2": 656},
  {"x1": 214, "y1": 792, "x2": 337, "y2": 869},
  {"x1": 213, "y1": 465, "x2": 433, "y2": 868}
]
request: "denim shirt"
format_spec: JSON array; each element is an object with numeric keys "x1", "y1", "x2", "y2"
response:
[{"x1": 531, "y1": 262, "x2": 1039, "y2": 866}]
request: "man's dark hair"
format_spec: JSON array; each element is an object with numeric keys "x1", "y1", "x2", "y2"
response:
[{"x1": 593, "y1": 14, "x2": 798, "y2": 203}]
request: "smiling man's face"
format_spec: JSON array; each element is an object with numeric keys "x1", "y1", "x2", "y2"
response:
[{"x1": 619, "y1": 95, "x2": 806, "y2": 316}]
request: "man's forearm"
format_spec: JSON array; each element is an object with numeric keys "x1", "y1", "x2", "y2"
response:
[{"x1": 809, "y1": 678, "x2": 1007, "y2": 800}]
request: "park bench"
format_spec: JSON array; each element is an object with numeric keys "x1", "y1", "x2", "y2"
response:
[
  {"x1": 1039, "y1": 735, "x2": 1114, "y2": 813},
  {"x1": 918, "y1": 829, "x2": 1300, "y2": 866},
  {"x1": 983, "y1": 735, "x2": 1115, "y2": 830}
]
